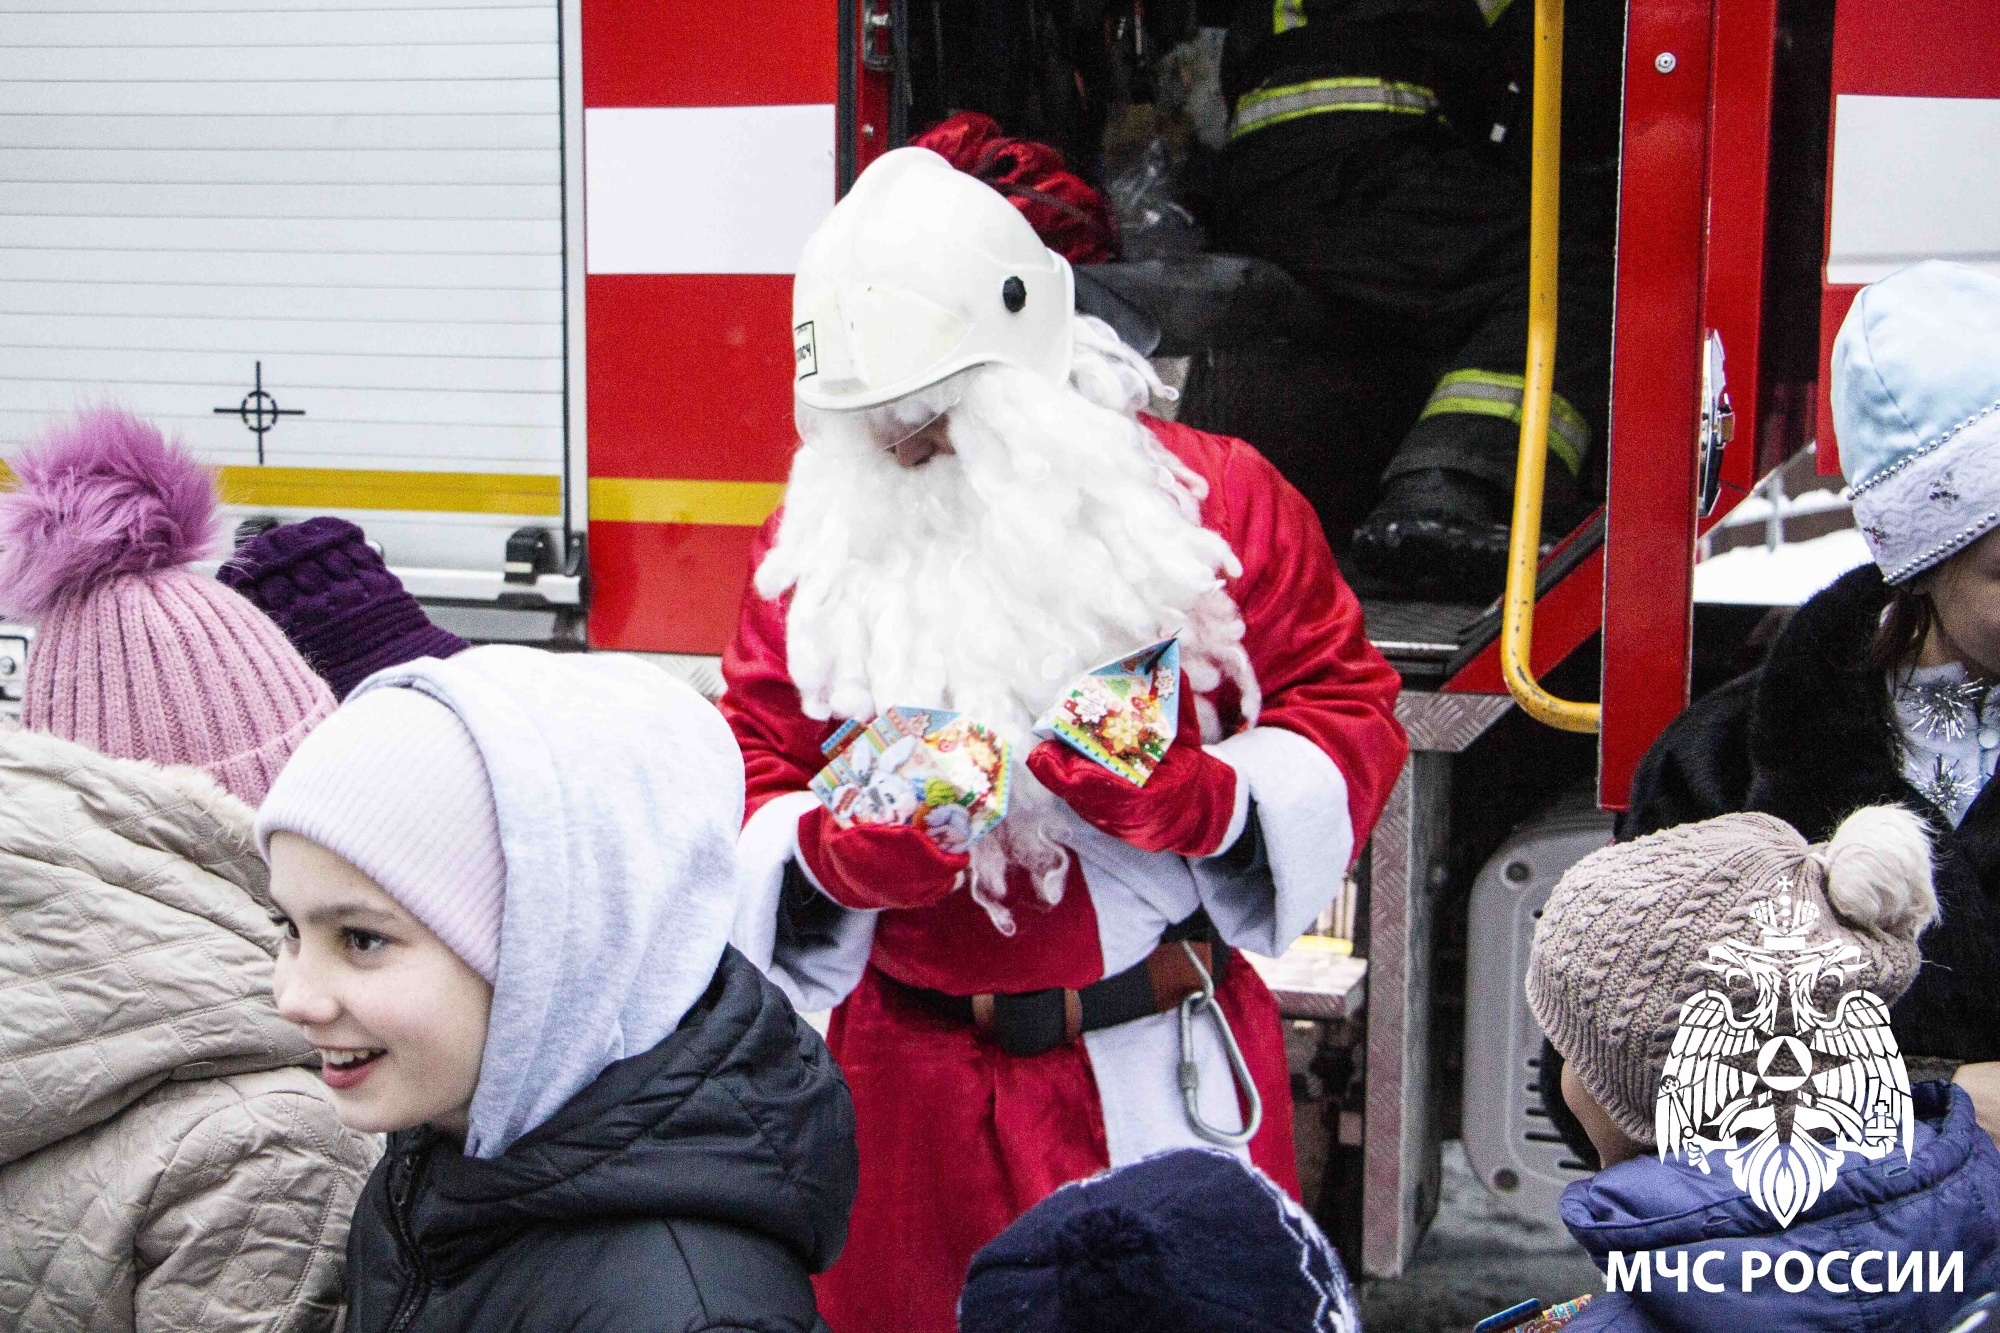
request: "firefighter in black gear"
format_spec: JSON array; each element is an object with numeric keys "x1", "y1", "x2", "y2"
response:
[{"x1": 1215, "y1": 0, "x2": 1616, "y2": 600}]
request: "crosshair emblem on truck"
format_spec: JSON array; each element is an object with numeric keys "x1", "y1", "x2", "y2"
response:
[
  {"x1": 211, "y1": 361, "x2": 303, "y2": 466},
  {"x1": 794, "y1": 321, "x2": 819, "y2": 380}
]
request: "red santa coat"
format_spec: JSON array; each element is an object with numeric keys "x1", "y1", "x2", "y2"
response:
[{"x1": 722, "y1": 418, "x2": 1406, "y2": 1333}]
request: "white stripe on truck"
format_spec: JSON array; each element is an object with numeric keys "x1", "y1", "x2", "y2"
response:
[
  {"x1": 582, "y1": 104, "x2": 836, "y2": 276},
  {"x1": 1828, "y1": 95, "x2": 2000, "y2": 284}
]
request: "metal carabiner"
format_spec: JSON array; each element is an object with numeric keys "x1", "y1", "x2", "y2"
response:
[{"x1": 1175, "y1": 941, "x2": 1264, "y2": 1148}]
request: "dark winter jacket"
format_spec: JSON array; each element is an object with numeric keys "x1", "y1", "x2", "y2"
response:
[
  {"x1": 1220, "y1": 0, "x2": 1495, "y2": 115},
  {"x1": 344, "y1": 947, "x2": 858, "y2": 1333},
  {"x1": 1622, "y1": 564, "x2": 2000, "y2": 1063},
  {"x1": 1559, "y1": 1082, "x2": 2000, "y2": 1332}
]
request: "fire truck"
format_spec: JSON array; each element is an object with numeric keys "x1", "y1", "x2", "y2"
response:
[{"x1": 0, "y1": 0, "x2": 1992, "y2": 1281}]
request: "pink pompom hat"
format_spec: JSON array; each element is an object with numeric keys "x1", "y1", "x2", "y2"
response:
[{"x1": 0, "y1": 409, "x2": 334, "y2": 804}]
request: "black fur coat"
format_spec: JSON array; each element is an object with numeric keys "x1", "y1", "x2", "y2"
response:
[{"x1": 1621, "y1": 563, "x2": 2000, "y2": 1062}]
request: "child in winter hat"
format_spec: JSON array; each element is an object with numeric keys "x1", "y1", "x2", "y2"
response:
[
  {"x1": 255, "y1": 646, "x2": 857, "y2": 1332},
  {"x1": 220, "y1": 516, "x2": 467, "y2": 700},
  {"x1": 1530, "y1": 808, "x2": 1933, "y2": 1155},
  {"x1": 1526, "y1": 808, "x2": 2000, "y2": 1332},
  {"x1": 1837, "y1": 259, "x2": 2000, "y2": 587},
  {"x1": 1830, "y1": 260, "x2": 2000, "y2": 828},
  {"x1": 957, "y1": 1147, "x2": 1360, "y2": 1333},
  {"x1": 0, "y1": 409, "x2": 334, "y2": 804}
]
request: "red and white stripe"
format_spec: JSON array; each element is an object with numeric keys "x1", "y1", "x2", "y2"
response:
[
  {"x1": 579, "y1": 0, "x2": 837, "y2": 652},
  {"x1": 1816, "y1": 0, "x2": 2000, "y2": 474}
]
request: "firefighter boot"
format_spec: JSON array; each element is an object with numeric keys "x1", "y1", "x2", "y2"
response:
[{"x1": 1347, "y1": 468, "x2": 1517, "y2": 602}]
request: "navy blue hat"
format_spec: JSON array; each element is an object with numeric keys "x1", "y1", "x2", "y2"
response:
[{"x1": 958, "y1": 1148, "x2": 1360, "y2": 1333}]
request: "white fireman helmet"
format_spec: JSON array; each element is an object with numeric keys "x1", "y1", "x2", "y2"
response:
[{"x1": 791, "y1": 147, "x2": 1075, "y2": 416}]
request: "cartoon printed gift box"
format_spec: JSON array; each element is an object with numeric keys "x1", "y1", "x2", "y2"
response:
[
  {"x1": 1033, "y1": 638, "x2": 1180, "y2": 786},
  {"x1": 810, "y1": 707, "x2": 1012, "y2": 853}
]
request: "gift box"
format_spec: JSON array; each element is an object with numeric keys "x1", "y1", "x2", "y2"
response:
[
  {"x1": 810, "y1": 706, "x2": 1012, "y2": 853},
  {"x1": 1032, "y1": 638, "x2": 1180, "y2": 786}
]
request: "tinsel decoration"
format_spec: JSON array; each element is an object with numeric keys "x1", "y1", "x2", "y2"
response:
[
  {"x1": 1900, "y1": 677, "x2": 1988, "y2": 742},
  {"x1": 1922, "y1": 755, "x2": 1975, "y2": 815}
]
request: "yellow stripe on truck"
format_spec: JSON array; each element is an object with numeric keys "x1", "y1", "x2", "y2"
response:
[
  {"x1": 0, "y1": 460, "x2": 783, "y2": 525},
  {"x1": 588, "y1": 478, "x2": 785, "y2": 527},
  {"x1": 217, "y1": 467, "x2": 562, "y2": 516},
  {"x1": 0, "y1": 459, "x2": 561, "y2": 516}
]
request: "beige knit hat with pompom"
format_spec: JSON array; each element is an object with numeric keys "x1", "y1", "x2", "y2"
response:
[{"x1": 1526, "y1": 807, "x2": 1937, "y2": 1146}]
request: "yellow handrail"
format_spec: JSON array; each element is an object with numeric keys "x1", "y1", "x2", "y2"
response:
[{"x1": 1499, "y1": 0, "x2": 1601, "y2": 734}]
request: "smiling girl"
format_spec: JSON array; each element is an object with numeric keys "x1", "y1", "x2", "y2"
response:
[
  {"x1": 256, "y1": 646, "x2": 857, "y2": 1333},
  {"x1": 264, "y1": 685, "x2": 498, "y2": 1140},
  {"x1": 266, "y1": 843, "x2": 492, "y2": 1131}
]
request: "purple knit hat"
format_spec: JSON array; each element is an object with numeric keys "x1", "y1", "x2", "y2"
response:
[
  {"x1": 0, "y1": 409, "x2": 335, "y2": 805},
  {"x1": 219, "y1": 517, "x2": 467, "y2": 700}
]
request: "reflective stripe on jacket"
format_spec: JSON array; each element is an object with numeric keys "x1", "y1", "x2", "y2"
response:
[
  {"x1": 1231, "y1": 76, "x2": 1439, "y2": 139},
  {"x1": 1419, "y1": 368, "x2": 1591, "y2": 474}
]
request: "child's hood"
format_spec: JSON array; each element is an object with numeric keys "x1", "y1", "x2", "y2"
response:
[
  {"x1": 354, "y1": 646, "x2": 745, "y2": 1159},
  {"x1": 1559, "y1": 1082, "x2": 2000, "y2": 1332}
]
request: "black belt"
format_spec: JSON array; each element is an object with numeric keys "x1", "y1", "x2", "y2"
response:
[{"x1": 889, "y1": 912, "x2": 1229, "y2": 1058}]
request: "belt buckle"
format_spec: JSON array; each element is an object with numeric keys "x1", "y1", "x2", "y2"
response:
[{"x1": 980, "y1": 987, "x2": 1071, "y2": 1057}]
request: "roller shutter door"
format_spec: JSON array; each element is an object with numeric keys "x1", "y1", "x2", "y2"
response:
[{"x1": 0, "y1": 0, "x2": 569, "y2": 583}]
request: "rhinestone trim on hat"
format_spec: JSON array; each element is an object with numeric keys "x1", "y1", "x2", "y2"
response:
[
  {"x1": 1884, "y1": 511, "x2": 2000, "y2": 584},
  {"x1": 1847, "y1": 397, "x2": 2000, "y2": 496}
]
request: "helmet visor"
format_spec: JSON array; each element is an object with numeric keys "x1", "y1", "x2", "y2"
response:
[{"x1": 795, "y1": 369, "x2": 969, "y2": 458}]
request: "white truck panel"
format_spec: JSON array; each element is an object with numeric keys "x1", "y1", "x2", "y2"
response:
[
  {"x1": 2, "y1": 348, "x2": 562, "y2": 398},
  {"x1": 0, "y1": 247, "x2": 561, "y2": 289},
  {"x1": 0, "y1": 117, "x2": 560, "y2": 154},
  {"x1": 0, "y1": 180, "x2": 560, "y2": 217},
  {"x1": 0, "y1": 43, "x2": 552, "y2": 85},
  {"x1": 18, "y1": 312, "x2": 561, "y2": 361},
  {"x1": 0, "y1": 280, "x2": 562, "y2": 323},
  {"x1": 4, "y1": 8, "x2": 555, "y2": 45},
  {"x1": 1828, "y1": 94, "x2": 2000, "y2": 284},
  {"x1": 0, "y1": 0, "x2": 536, "y2": 11},
  {"x1": 0, "y1": 216, "x2": 559, "y2": 249},
  {"x1": 0, "y1": 80, "x2": 556, "y2": 118},
  {"x1": 0, "y1": 0, "x2": 570, "y2": 594}
]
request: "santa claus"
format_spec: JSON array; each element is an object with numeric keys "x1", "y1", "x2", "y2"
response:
[{"x1": 723, "y1": 147, "x2": 1407, "y2": 1333}]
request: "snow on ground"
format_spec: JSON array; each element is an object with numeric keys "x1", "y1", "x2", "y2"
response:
[
  {"x1": 1710, "y1": 487, "x2": 1851, "y2": 527},
  {"x1": 1361, "y1": 1141, "x2": 1602, "y2": 1332},
  {"x1": 1693, "y1": 528, "x2": 1872, "y2": 606}
]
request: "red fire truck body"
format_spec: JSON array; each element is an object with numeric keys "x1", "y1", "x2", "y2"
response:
[
  {"x1": 571, "y1": 0, "x2": 1759, "y2": 806},
  {"x1": 575, "y1": 3, "x2": 832, "y2": 657}
]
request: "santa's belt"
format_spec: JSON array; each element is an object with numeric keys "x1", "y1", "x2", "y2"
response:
[{"x1": 888, "y1": 913, "x2": 1228, "y2": 1058}]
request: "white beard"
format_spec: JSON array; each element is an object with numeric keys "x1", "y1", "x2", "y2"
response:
[{"x1": 757, "y1": 317, "x2": 1260, "y2": 932}]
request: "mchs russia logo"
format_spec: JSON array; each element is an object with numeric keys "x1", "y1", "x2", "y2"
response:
[{"x1": 1655, "y1": 880, "x2": 1911, "y2": 1227}]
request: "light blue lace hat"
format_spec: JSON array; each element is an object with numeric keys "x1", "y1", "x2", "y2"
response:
[{"x1": 1835, "y1": 260, "x2": 2000, "y2": 584}]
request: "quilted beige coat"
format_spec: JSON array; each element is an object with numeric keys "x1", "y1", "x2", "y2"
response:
[{"x1": 0, "y1": 724, "x2": 378, "y2": 1331}]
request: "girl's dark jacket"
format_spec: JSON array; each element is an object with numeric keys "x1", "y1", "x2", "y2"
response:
[
  {"x1": 1621, "y1": 564, "x2": 2000, "y2": 1063},
  {"x1": 344, "y1": 946, "x2": 858, "y2": 1333}
]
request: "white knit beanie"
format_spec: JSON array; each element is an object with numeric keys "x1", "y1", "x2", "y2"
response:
[{"x1": 256, "y1": 685, "x2": 507, "y2": 981}]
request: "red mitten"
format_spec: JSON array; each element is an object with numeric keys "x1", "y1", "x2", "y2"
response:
[
  {"x1": 795, "y1": 804, "x2": 970, "y2": 911},
  {"x1": 1026, "y1": 678, "x2": 1241, "y2": 857}
]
